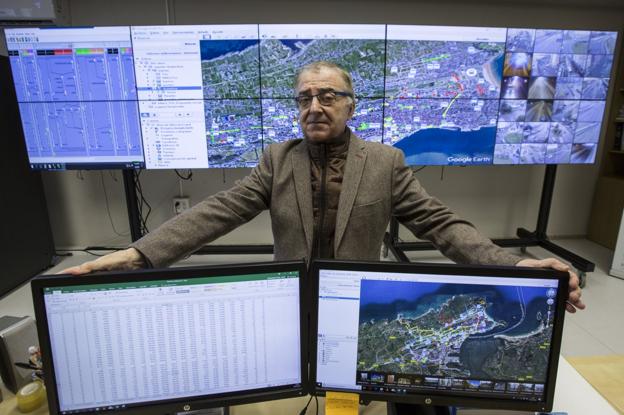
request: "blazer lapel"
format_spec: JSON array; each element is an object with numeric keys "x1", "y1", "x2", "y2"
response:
[
  {"x1": 291, "y1": 141, "x2": 314, "y2": 255},
  {"x1": 335, "y1": 135, "x2": 367, "y2": 250}
]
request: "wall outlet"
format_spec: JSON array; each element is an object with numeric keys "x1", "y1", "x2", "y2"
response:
[{"x1": 173, "y1": 197, "x2": 190, "y2": 215}]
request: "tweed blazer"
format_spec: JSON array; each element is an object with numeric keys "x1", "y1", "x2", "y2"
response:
[{"x1": 132, "y1": 133, "x2": 521, "y2": 268}]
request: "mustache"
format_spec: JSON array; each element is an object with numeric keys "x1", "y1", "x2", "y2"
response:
[{"x1": 303, "y1": 116, "x2": 329, "y2": 123}]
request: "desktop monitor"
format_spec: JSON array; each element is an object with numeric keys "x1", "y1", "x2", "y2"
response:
[
  {"x1": 30, "y1": 261, "x2": 307, "y2": 415},
  {"x1": 310, "y1": 260, "x2": 569, "y2": 413}
]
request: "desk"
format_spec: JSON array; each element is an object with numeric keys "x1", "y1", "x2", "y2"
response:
[
  {"x1": 0, "y1": 254, "x2": 619, "y2": 415},
  {"x1": 1, "y1": 357, "x2": 618, "y2": 415}
]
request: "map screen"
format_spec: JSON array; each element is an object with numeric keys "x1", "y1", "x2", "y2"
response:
[
  {"x1": 5, "y1": 25, "x2": 618, "y2": 169},
  {"x1": 357, "y1": 280, "x2": 556, "y2": 396},
  {"x1": 315, "y1": 269, "x2": 562, "y2": 403}
]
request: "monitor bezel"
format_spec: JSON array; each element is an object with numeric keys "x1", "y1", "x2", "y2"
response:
[
  {"x1": 308, "y1": 259, "x2": 569, "y2": 413},
  {"x1": 30, "y1": 260, "x2": 309, "y2": 415}
]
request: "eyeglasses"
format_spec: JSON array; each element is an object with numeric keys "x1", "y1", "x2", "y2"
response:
[{"x1": 294, "y1": 90, "x2": 353, "y2": 109}]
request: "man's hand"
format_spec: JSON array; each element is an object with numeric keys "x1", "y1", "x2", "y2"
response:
[
  {"x1": 516, "y1": 258, "x2": 585, "y2": 313},
  {"x1": 59, "y1": 248, "x2": 146, "y2": 275}
]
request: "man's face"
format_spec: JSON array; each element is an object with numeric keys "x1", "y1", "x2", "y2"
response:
[{"x1": 296, "y1": 67, "x2": 355, "y2": 142}]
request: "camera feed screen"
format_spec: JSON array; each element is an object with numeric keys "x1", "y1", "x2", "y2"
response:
[{"x1": 6, "y1": 25, "x2": 617, "y2": 169}]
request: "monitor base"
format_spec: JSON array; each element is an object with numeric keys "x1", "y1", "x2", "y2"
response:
[
  {"x1": 173, "y1": 407, "x2": 229, "y2": 415},
  {"x1": 387, "y1": 402, "x2": 452, "y2": 415}
]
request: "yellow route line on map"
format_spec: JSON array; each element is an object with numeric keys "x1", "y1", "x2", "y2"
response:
[{"x1": 442, "y1": 92, "x2": 462, "y2": 118}]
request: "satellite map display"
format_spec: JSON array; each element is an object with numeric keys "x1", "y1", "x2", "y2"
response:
[
  {"x1": 193, "y1": 26, "x2": 615, "y2": 167},
  {"x1": 356, "y1": 279, "x2": 558, "y2": 383},
  {"x1": 386, "y1": 98, "x2": 499, "y2": 165},
  {"x1": 385, "y1": 40, "x2": 504, "y2": 99},
  {"x1": 200, "y1": 39, "x2": 260, "y2": 99},
  {"x1": 200, "y1": 39, "x2": 262, "y2": 166},
  {"x1": 259, "y1": 38, "x2": 385, "y2": 98},
  {"x1": 205, "y1": 99, "x2": 262, "y2": 167},
  {"x1": 261, "y1": 98, "x2": 384, "y2": 145},
  {"x1": 384, "y1": 29, "x2": 504, "y2": 166}
]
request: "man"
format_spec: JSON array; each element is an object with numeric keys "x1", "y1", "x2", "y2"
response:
[{"x1": 63, "y1": 61, "x2": 584, "y2": 313}]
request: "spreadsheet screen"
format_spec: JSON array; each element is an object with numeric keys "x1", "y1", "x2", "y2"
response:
[{"x1": 42, "y1": 271, "x2": 302, "y2": 413}]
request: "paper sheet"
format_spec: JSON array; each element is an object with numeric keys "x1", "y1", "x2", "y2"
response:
[{"x1": 325, "y1": 391, "x2": 359, "y2": 415}]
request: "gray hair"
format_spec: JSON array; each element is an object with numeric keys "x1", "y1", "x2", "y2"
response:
[{"x1": 294, "y1": 61, "x2": 355, "y2": 98}]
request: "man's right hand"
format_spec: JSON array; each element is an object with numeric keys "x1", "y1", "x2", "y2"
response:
[{"x1": 59, "y1": 248, "x2": 146, "y2": 275}]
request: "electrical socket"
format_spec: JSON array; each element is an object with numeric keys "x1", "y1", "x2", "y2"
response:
[{"x1": 173, "y1": 197, "x2": 190, "y2": 215}]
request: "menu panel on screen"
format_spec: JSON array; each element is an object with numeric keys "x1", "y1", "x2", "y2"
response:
[
  {"x1": 131, "y1": 24, "x2": 261, "y2": 169},
  {"x1": 313, "y1": 264, "x2": 567, "y2": 411}
]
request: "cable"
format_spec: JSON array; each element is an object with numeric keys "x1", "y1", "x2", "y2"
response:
[
  {"x1": 412, "y1": 166, "x2": 426, "y2": 173},
  {"x1": 56, "y1": 247, "x2": 125, "y2": 257},
  {"x1": 99, "y1": 172, "x2": 130, "y2": 237},
  {"x1": 315, "y1": 394, "x2": 319, "y2": 415},
  {"x1": 174, "y1": 169, "x2": 193, "y2": 180},
  {"x1": 298, "y1": 395, "x2": 313, "y2": 415},
  {"x1": 134, "y1": 170, "x2": 152, "y2": 234},
  {"x1": 83, "y1": 250, "x2": 112, "y2": 257}
]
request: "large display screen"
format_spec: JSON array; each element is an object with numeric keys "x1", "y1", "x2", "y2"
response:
[
  {"x1": 6, "y1": 27, "x2": 144, "y2": 170},
  {"x1": 5, "y1": 25, "x2": 618, "y2": 170}
]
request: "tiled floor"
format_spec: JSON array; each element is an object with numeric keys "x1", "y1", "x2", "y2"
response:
[{"x1": 1, "y1": 238, "x2": 622, "y2": 358}]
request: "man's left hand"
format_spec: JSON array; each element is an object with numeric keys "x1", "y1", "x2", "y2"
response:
[{"x1": 516, "y1": 258, "x2": 585, "y2": 313}]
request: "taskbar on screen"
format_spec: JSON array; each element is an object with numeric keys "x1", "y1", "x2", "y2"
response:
[
  {"x1": 355, "y1": 371, "x2": 545, "y2": 402},
  {"x1": 30, "y1": 161, "x2": 145, "y2": 171}
]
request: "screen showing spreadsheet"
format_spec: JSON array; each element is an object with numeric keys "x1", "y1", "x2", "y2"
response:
[{"x1": 39, "y1": 267, "x2": 303, "y2": 414}]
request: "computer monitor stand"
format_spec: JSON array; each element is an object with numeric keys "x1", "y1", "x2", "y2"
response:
[
  {"x1": 388, "y1": 402, "x2": 452, "y2": 415},
  {"x1": 172, "y1": 407, "x2": 229, "y2": 415}
]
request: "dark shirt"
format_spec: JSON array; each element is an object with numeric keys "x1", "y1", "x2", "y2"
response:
[{"x1": 308, "y1": 129, "x2": 351, "y2": 259}]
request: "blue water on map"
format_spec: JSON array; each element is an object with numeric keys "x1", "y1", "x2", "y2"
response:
[
  {"x1": 200, "y1": 39, "x2": 259, "y2": 61},
  {"x1": 393, "y1": 126, "x2": 497, "y2": 166},
  {"x1": 359, "y1": 280, "x2": 554, "y2": 336}
]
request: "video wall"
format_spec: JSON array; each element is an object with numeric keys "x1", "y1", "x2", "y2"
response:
[{"x1": 5, "y1": 25, "x2": 618, "y2": 170}]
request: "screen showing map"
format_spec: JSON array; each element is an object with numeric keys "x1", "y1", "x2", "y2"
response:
[
  {"x1": 315, "y1": 268, "x2": 562, "y2": 403},
  {"x1": 5, "y1": 25, "x2": 618, "y2": 169},
  {"x1": 259, "y1": 24, "x2": 386, "y2": 144},
  {"x1": 385, "y1": 26, "x2": 506, "y2": 165}
]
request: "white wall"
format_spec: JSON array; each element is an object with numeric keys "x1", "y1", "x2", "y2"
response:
[{"x1": 33, "y1": 0, "x2": 624, "y2": 249}]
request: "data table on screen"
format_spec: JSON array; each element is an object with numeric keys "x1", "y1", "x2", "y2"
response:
[
  {"x1": 43, "y1": 274, "x2": 301, "y2": 413},
  {"x1": 6, "y1": 27, "x2": 144, "y2": 169}
]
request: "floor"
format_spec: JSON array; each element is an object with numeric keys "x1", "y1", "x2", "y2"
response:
[{"x1": 1, "y1": 238, "x2": 622, "y2": 358}]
